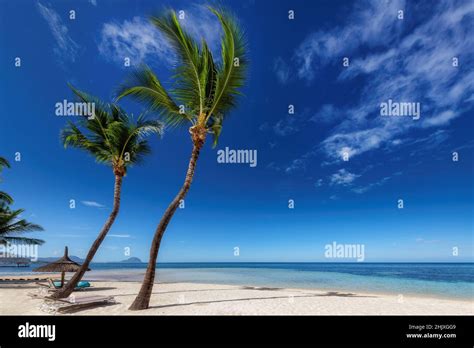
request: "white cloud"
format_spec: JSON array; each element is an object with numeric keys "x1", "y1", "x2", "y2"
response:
[
  {"x1": 89, "y1": 0, "x2": 97, "y2": 6},
  {"x1": 81, "y1": 201, "x2": 105, "y2": 208},
  {"x1": 108, "y1": 234, "x2": 131, "y2": 238},
  {"x1": 98, "y1": 5, "x2": 222, "y2": 66},
  {"x1": 329, "y1": 169, "x2": 360, "y2": 186},
  {"x1": 295, "y1": 0, "x2": 405, "y2": 80},
  {"x1": 294, "y1": 0, "x2": 474, "y2": 162},
  {"x1": 322, "y1": 126, "x2": 395, "y2": 160},
  {"x1": 37, "y1": 3, "x2": 78, "y2": 62},
  {"x1": 422, "y1": 110, "x2": 457, "y2": 127},
  {"x1": 98, "y1": 17, "x2": 174, "y2": 66},
  {"x1": 407, "y1": 130, "x2": 450, "y2": 157}
]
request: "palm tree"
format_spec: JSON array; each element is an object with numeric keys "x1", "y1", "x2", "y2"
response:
[
  {"x1": 51, "y1": 85, "x2": 164, "y2": 299},
  {"x1": 0, "y1": 203, "x2": 44, "y2": 245},
  {"x1": 0, "y1": 156, "x2": 44, "y2": 244},
  {"x1": 117, "y1": 7, "x2": 247, "y2": 310},
  {"x1": 0, "y1": 156, "x2": 13, "y2": 204}
]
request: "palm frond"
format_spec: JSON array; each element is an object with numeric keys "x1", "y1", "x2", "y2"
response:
[
  {"x1": 207, "y1": 7, "x2": 248, "y2": 120},
  {"x1": 0, "y1": 156, "x2": 10, "y2": 171},
  {"x1": 0, "y1": 207, "x2": 44, "y2": 236},
  {"x1": 151, "y1": 10, "x2": 205, "y2": 115},
  {"x1": 68, "y1": 84, "x2": 112, "y2": 125},
  {"x1": 136, "y1": 116, "x2": 165, "y2": 139},
  {"x1": 61, "y1": 121, "x2": 112, "y2": 164},
  {"x1": 0, "y1": 236, "x2": 45, "y2": 245},
  {"x1": 201, "y1": 41, "x2": 218, "y2": 113},
  {"x1": 116, "y1": 66, "x2": 187, "y2": 127},
  {"x1": 62, "y1": 85, "x2": 160, "y2": 171},
  {"x1": 0, "y1": 191, "x2": 13, "y2": 205},
  {"x1": 115, "y1": 115, "x2": 163, "y2": 166}
]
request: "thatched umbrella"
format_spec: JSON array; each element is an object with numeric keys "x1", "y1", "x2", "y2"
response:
[{"x1": 33, "y1": 246, "x2": 90, "y2": 287}]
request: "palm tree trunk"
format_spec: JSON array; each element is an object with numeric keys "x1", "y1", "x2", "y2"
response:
[
  {"x1": 129, "y1": 130, "x2": 205, "y2": 310},
  {"x1": 51, "y1": 174, "x2": 123, "y2": 299}
]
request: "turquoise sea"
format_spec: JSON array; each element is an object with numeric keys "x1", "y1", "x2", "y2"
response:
[{"x1": 1, "y1": 262, "x2": 473, "y2": 300}]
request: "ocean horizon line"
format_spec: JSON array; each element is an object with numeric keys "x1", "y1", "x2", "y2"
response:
[{"x1": 89, "y1": 261, "x2": 474, "y2": 264}]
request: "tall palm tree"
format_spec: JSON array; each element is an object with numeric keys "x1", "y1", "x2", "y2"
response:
[
  {"x1": 117, "y1": 7, "x2": 247, "y2": 310},
  {"x1": 51, "y1": 86, "x2": 164, "y2": 299},
  {"x1": 0, "y1": 156, "x2": 44, "y2": 245}
]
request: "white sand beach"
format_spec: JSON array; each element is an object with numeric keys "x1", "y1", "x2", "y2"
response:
[{"x1": 0, "y1": 278, "x2": 472, "y2": 315}]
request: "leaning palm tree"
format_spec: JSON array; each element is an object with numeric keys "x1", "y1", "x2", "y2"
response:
[
  {"x1": 117, "y1": 7, "x2": 247, "y2": 310},
  {"x1": 51, "y1": 85, "x2": 164, "y2": 299},
  {"x1": 0, "y1": 203, "x2": 44, "y2": 245}
]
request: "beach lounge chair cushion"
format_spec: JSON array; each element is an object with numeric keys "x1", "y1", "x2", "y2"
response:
[{"x1": 52, "y1": 280, "x2": 91, "y2": 288}]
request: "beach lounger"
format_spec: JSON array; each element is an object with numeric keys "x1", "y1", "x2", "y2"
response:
[
  {"x1": 36, "y1": 278, "x2": 91, "y2": 291},
  {"x1": 40, "y1": 295, "x2": 116, "y2": 314}
]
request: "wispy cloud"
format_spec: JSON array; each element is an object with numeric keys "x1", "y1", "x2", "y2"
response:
[
  {"x1": 179, "y1": 4, "x2": 223, "y2": 56},
  {"x1": 98, "y1": 4, "x2": 222, "y2": 67},
  {"x1": 295, "y1": 0, "x2": 474, "y2": 162},
  {"x1": 285, "y1": 159, "x2": 307, "y2": 174},
  {"x1": 273, "y1": 57, "x2": 290, "y2": 84},
  {"x1": 416, "y1": 237, "x2": 441, "y2": 244},
  {"x1": 89, "y1": 0, "x2": 97, "y2": 6},
  {"x1": 329, "y1": 169, "x2": 360, "y2": 186},
  {"x1": 273, "y1": 116, "x2": 299, "y2": 137},
  {"x1": 352, "y1": 171, "x2": 402, "y2": 194},
  {"x1": 270, "y1": 108, "x2": 313, "y2": 137},
  {"x1": 108, "y1": 234, "x2": 131, "y2": 238},
  {"x1": 57, "y1": 234, "x2": 83, "y2": 238},
  {"x1": 81, "y1": 201, "x2": 105, "y2": 209},
  {"x1": 98, "y1": 17, "x2": 174, "y2": 66},
  {"x1": 37, "y1": 3, "x2": 79, "y2": 63},
  {"x1": 266, "y1": 162, "x2": 281, "y2": 172},
  {"x1": 310, "y1": 104, "x2": 344, "y2": 124},
  {"x1": 296, "y1": 0, "x2": 405, "y2": 80}
]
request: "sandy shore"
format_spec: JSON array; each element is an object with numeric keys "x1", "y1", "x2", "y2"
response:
[{"x1": 0, "y1": 279, "x2": 472, "y2": 315}]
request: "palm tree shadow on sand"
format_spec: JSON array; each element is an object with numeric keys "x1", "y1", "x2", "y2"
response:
[
  {"x1": 148, "y1": 290, "x2": 377, "y2": 309},
  {"x1": 113, "y1": 287, "x2": 249, "y2": 298}
]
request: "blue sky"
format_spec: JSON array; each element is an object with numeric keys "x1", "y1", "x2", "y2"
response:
[{"x1": 0, "y1": 0, "x2": 472, "y2": 262}]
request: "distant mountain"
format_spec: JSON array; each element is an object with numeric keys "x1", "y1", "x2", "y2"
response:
[
  {"x1": 36, "y1": 255, "x2": 85, "y2": 263},
  {"x1": 120, "y1": 257, "x2": 142, "y2": 263}
]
